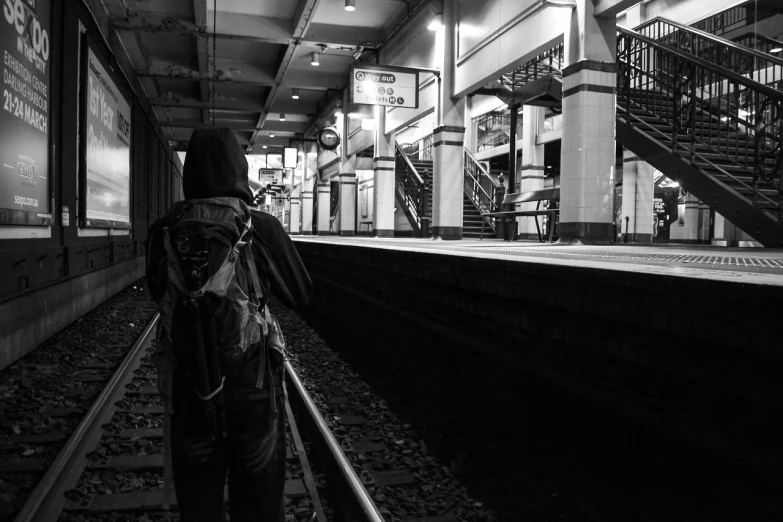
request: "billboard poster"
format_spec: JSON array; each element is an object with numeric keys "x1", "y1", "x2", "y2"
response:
[
  {"x1": 0, "y1": 0, "x2": 52, "y2": 225},
  {"x1": 350, "y1": 64, "x2": 419, "y2": 109},
  {"x1": 82, "y1": 45, "x2": 132, "y2": 227}
]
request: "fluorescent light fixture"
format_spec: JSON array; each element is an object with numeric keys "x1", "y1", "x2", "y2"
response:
[
  {"x1": 263, "y1": 145, "x2": 268, "y2": 149},
  {"x1": 311, "y1": 52, "x2": 320, "y2": 66},
  {"x1": 270, "y1": 134, "x2": 275, "y2": 138},
  {"x1": 280, "y1": 113, "x2": 286, "y2": 121},
  {"x1": 345, "y1": 0, "x2": 355, "y2": 11},
  {"x1": 771, "y1": 47, "x2": 783, "y2": 53},
  {"x1": 721, "y1": 116, "x2": 728, "y2": 121},
  {"x1": 428, "y1": 13, "x2": 443, "y2": 31},
  {"x1": 292, "y1": 88, "x2": 300, "y2": 99}
]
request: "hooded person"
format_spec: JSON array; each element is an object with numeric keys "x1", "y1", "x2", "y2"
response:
[{"x1": 146, "y1": 127, "x2": 312, "y2": 522}]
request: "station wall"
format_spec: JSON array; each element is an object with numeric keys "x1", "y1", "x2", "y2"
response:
[{"x1": 0, "y1": 1, "x2": 182, "y2": 371}]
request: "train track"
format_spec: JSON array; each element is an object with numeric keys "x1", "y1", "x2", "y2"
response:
[{"x1": 13, "y1": 314, "x2": 383, "y2": 522}]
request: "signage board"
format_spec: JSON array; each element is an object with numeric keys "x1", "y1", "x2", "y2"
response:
[
  {"x1": 0, "y1": 0, "x2": 52, "y2": 225},
  {"x1": 258, "y1": 168, "x2": 282, "y2": 185},
  {"x1": 350, "y1": 64, "x2": 419, "y2": 109},
  {"x1": 81, "y1": 44, "x2": 132, "y2": 228}
]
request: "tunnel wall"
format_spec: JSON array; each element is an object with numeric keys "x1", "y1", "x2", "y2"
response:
[{"x1": 294, "y1": 240, "x2": 782, "y2": 479}]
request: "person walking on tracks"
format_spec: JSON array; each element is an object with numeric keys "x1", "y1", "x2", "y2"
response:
[{"x1": 146, "y1": 127, "x2": 312, "y2": 522}]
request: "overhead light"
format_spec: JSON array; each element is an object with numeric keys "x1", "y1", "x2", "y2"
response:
[
  {"x1": 345, "y1": 0, "x2": 355, "y2": 11},
  {"x1": 771, "y1": 47, "x2": 783, "y2": 53},
  {"x1": 352, "y1": 47, "x2": 363, "y2": 60},
  {"x1": 263, "y1": 145, "x2": 268, "y2": 149},
  {"x1": 428, "y1": 13, "x2": 443, "y2": 31},
  {"x1": 292, "y1": 88, "x2": 300, "y2": 99},
  {"x1": 270, "y1": 133, "x2": 275, "y2": 138},
  {"x1": 721, "y1": 116, "x2": 728, "y2": 121},
  {"x1": 280, "y1": 113, "x2": 286, "y2": 121},
  {"x1": 311, "y1": 52, "x2": 320, "y2": 66}
]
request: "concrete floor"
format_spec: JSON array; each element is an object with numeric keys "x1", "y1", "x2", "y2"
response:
[{"x1": 293, "y1": 236, "x2": 783, "y2": 287}]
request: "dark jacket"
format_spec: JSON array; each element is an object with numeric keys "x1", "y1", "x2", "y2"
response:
[{"x1": 147, "y1": 127, "x2": 311, "y2": 312}]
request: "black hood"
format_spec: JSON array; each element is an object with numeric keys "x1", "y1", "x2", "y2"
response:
[{"x1": 183, "y1": 127, "x2": 253, "y2": 204}]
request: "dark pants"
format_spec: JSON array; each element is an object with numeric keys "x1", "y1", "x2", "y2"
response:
[{"x1": 170, "y1": 354, "x2": 285, "y2": 522}]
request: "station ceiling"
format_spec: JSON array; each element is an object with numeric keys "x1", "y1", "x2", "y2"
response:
[{"x1": 103, "y1": 0, "x2": 433, "y2": 154}]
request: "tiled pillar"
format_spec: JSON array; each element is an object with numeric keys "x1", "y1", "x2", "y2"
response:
[
  {"x1": 621, "y1": 149, "x2": 654, "y2": 243},
  {"x1": 669, "y1": 191, "x2": 699, "y2": 243},
  {"x1": 289, "y1": 184, "x2": 301, "y2": 235},
  {"x1": 432, "y1": 0, "x2": 465, "y2": 240},
  {"x1": 712, "y1": 213, "x2": 739, "y2": 246},
  {"x1": 432, "y1": 124, "x2": 465, "y2": 239},
  {"x1": 301, "y1": 142, "x2": 317, "y2": 234},
  {"x1": 518, "y1": 105, "x2": 546, "y2": 240},
  {"x1": 698, "y1": 201, "x2": 710, "y2": 243},
  {"x1": 373, "y1": 108, "x2": 396, "y2": 237},
  {"x1": 316, "y1": 179, "x2": 331, "y2": 236},
  {"x1": 336, "y1": 168, "x2": 357, "y2": 236},
  {"x1": 559, "y1": 0, "x2": 617, "y2": 244},
  {"x1": 335, "y1": 93, "x2": 356, "y2": 236}
]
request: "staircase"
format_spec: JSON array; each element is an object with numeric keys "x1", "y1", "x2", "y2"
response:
[
  {"x1": 462, "y1": 192, "x2": 485, "y2": 239},
  {"x1": 616, "y1": 25, "x2": 783, "y2": 246}
]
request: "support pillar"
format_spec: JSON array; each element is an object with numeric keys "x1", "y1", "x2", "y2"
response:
[
  {"x1": 669, "y1": 191, "x2": 699, "y2": 243},
  {"x1": 518, "y1": 105, "x2": 546, "y2": 239},
  {"x1": 373, "y1": 107, "x2": 396, "y2": 237},
  {"x1": 316, "y1": 179, "x2": 331, "y2": 236},
  {"x1": 301, "y1": 142, "x2": 317, "y2": 234},
  {"x1": 289, "y1": 184, "x2": 301, "y2": 235},
  {"x1": 432, "y1": 0, "x2": 465, "y2": 240},
  {"x1": 698, "y1": 201, "x2": 710, "y2": 243},
  {"x1": 621, "y1": 149, "x2": 654, "y2": 243},
  {"x1": 559, "y1": 0, "x2": 617, "y2": 244},
  {"x1": 336, "y1": 91, "x2": 356, "y2": 236}
]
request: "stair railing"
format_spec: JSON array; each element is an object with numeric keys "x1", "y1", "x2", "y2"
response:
[
  {"x1": 730, "y1": 32, "x2": 783, "y2": 59},
  {"x1": 401, "y1": 135, "x2": 434, "y2": 162},
  {"x1": 617, "y1": 26, "x2": 783, "y2": 220},
  {"x1": 634, "y1": 17, "x2": 783, "y2": 88},
  {"x1": 464, "y1": 149, "x2": 498, "y2": 234},
  {"x1": 394, "y1": 142, "x2": 429, "y2": 234}
]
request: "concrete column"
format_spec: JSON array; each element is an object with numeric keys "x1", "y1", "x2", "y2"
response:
[
  {"x1": 289, "y1": 184, "x2": 301, "y2": 235},
  {"x1": 621, "y1": 149, "x2": 654, "y2": 243},
  {"x1": 698, "y1": 201, "x2": 710, "y2": 243},
  {"x1": 669, "y1": 190, "x2": 699, "y2": 243},
  {"x1": 373, "y1": 107, "x2": 396, "y2": 237},
  {"x1": 335, "y1": 92, "x2": 356, "y2": 236},
  {"x1": 559, "y1": 0, "x2": 617, "y2": 244},
  {"x1": 432, "y1": 0, "x2": 465, "y2": 240},
  {"x1": 518, "y1": 105, "x2": 546, "y2": 240},
  {"x1": 316, "y1": 179, "x2": 331, "y2": 236},
  {"x1": 301, "y1": 142, "x2": 317, "y2": 234}
]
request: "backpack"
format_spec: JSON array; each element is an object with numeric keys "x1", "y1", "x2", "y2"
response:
[{"x1": 146, "y1": 196, "x2": 280, "y2": 438}]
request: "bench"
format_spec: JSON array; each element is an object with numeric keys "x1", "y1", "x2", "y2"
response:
[{"x1": 480, "y1": 188, "x2": 559, "y2": 242}]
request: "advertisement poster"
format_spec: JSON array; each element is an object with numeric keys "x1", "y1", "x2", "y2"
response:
[
  {"x1": 82, "y1": 45, "x2": 131, "y2": 227},
  {"x1": 0, "y1": 0, "x2": 52, "y2": 224}
]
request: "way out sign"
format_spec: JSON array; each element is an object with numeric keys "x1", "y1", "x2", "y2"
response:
[{"x1": 350, "y1": 64, "x2": 419, "y2": 109}]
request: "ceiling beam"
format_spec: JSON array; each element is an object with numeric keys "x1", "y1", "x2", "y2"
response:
[
  {"x1": 149, "y1": 96, "x2": 265, "y2": 112},
  {"x1": 161, "y1": 120, "x2": 306, "y2": 133},
  {"x1": 112, "y1": 11, "x2": 383, "y2": 49},
  {"x1": 193, "y1": 0, "x2": 210, "y2": 124},
  {"x1": 138, "y1": 58, "x2": 277, "y2": 86},
  {"x1": 247, "y1": 0, "x2": 322, "y2": 152}
]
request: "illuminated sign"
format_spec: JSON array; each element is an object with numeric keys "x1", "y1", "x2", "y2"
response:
[
  {"x1": 350, "y1": 64, "x2": 419, "y2": 109},
  {"x1": 0, "y1": 0, "x2": 52, "y2": 225},
  {"x1": 81, "y1": 44, "x2": 132, "y2": 228}
]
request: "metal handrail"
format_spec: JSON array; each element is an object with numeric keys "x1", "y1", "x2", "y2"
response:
[
  {"x1": 463, "y1": 149, "x2": 499, "y2": 228},
  {"x1": 616, "y1": 27, "x2": 782, "y2": 220},
  {"x1": 395, "y1": 142, "x2": 425, "y2": 185},
  {"x1": 618, "y1": 26, "x2": 783, "y2": 100},
  {"x1": 632, "y1": 17, "x2": 783, "y2": 88},
  {"x1": 465, "y1": 149, "x2": 498, "y2": 187}
]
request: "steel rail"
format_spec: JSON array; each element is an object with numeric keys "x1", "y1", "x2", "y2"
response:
[
  {"x1": 284, "y1": 360, "x2": 385, "y2": 522},
  {"x1": 634, "y1": 16, "x2": 783, "y2": 69},
  {"x1": 14, "y1": 315, "x2": 160, "y2": 522},
  {"x1": 617, "y1": 26, "x2": 783, "y2": 101}
]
